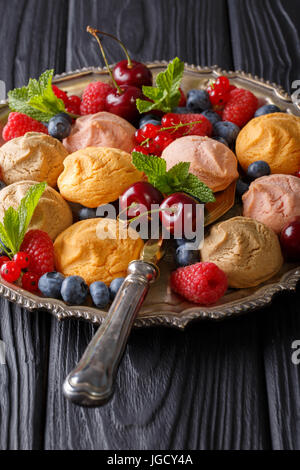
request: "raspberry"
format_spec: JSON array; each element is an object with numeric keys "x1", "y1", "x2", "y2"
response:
[
  {"x1": 80, "y1": 81, "x2": 114, "y2": 115},
  {"x1": 170, "y1": 261, "x2": 228, "y2": 305},
  {"x1": 20, "y1": 230, "x2": 54, "y2": 276},
  {"x1": 52, "y1": 85, "x2": 68, "y2": 105},
  {"x1": 222, "y1": 88, "x2": 258, "y2": 127},
  {"x1": 66, "y1": 95, "x2": 81, "y2": 115},
  {"x1": 2, "y1": 112, "x2": 48, "y2": 141}
]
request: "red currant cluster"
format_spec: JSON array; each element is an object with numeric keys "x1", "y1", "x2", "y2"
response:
[
  {"x1": 207, "y1": 76, "x2": 234, "y2": 112},
  {"x1": 0, "y1": 252, "x2": 39, "y2": 291},
  {"x1": 133, "y1": 113, "x2": 212, "y2": 156}
]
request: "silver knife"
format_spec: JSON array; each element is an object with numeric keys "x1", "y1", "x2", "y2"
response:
[{"x1": 63, "y1": 237, "x2": 164, "y2": 407}]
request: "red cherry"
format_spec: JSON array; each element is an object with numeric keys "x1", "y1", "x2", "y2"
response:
[
  {"x1": 105, "y1": 85, "x2": 143, "y2": 122},
  {"x1": 1, "y1": 261, "x2": 21, "y2": 283},
  {"x1": 22, "y1": 271, "x2": 40, "y2": 292},
  {"x1": 153, "y1": 132, "x2": 174, "y2": 153},
  {"x1": 280, "y1": 217, "x2": 300, "y2": 260},
  {"x1": 13, "y1": 251, "x2": 30, "y2": 269},
  {"x1": 120, "y1": 181, "x2": 164, "y2": 219},
  {"x1": 113, "y1": 59, "x2": 152, "y2": 89},
  {"x1": 0, "y1": 255, "x2": 10, "y2": 268},
  {"x1": 159, "y1": 193, "x2": 201, "y2": 237}
]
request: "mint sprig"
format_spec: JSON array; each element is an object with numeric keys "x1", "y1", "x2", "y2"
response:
[
  {"x1": 132, "y1": 152, "x2": 215, "y2": 203},
  {"x1": 8, "y1": 70, "x2": 75, "y2": 122},
  {"x1": 0, "y1": 182, "x2": 47, "y2": 257},
  {"x1": 136, "y1": 57, "x2": 185, "y2": 114}
]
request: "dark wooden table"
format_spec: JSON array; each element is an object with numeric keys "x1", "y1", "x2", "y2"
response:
[{"x1": 0, "y1": 0, "x2": 300, "y2": 450}]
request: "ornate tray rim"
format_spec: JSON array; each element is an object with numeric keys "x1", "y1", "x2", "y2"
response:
[{"x1": 0, "y1": 62, "x2": 299, "y2": 330}]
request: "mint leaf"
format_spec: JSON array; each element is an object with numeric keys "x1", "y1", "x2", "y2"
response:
[
  {"x1": 132, "y1": 152, "x2": 166, "y2": 177},
  {"x1": 136, "y1": 57, "x2": 184, "y2": 113},
  {"x1": 3, "y1": 207, "x2": 20, "y2": 253},
  {"x1": 8, "y1": 69, "x2": 67, "y2": 122},
  {"x1": 0, "y1": 182, "x2": 47, "y2": 257},
  {"x1": 181, "y1": 173, "x2": 215, "y2": 203},
  {"x1": 17, "y1": 181, "x2": 47, "y2": 251}
]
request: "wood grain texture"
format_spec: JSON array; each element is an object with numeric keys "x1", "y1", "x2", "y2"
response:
[{"x1": 0, "y1": 0, "x2": 300, "y2": 450}]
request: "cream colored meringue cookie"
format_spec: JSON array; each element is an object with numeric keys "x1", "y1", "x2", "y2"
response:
[
  {"x1": 54, "y1": 218, "x2": 144, "y2": 286},
  {"x1": 57, "y1": 146, "x2": 143, "y2": 208},
  {"x1": 0, "y1": 132, "x2": 68, "y2": 187},
  {"x1": 200, "y1": 216, "x2": 283, "y2": 288},
  {"x1": 0, "y1": 181, "x2": 73, "y2": 240},
  {"x1": 161, "y1": 135, "x2": 239, "y2": 192},
  {"x1": 63, "y1": 111, "x2": 136, "y2": 153}
]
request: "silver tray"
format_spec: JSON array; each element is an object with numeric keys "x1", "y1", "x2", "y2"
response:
[{"x1": 0, "y1": 62, "x2": 299, "y2": 329}]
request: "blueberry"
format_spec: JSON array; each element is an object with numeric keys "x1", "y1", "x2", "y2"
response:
[
  {"x1": 254, "y1": 104, "x2": 282, "y2": 118},
  {"x1": 200, "y1": 109, "x2": 221, "y2": 126},
  {"x1": 109, "y1": 277, "x2": 125, "y2": 300},
  {"x1": 55, "y1": 112, "x2": 73, "y2": 124},
  {"x1": 78, "y1": 206, "x2": 97, "y2": 220},
  {"x1": 48, "y1": 114, "x2": 72, "y2": 140},
  {"x1": 0, "y1": 181, "x2": 6, "y2": 190},
  {"x1": 213, "y1": 121, "x2": 240, "y2": 145},
  {"x1": 139, "y1": 114, "x2": 161, "y2": 128},
  {"x1": 236, "y1": 179, "x2": 249, "y2": 197},
  {"x1": 175, "y1": 244, "x2": 200, "y2": 267},
  {"x1": 90, "y1": 281, "x2": 110, "y2": 308},
  {"x1": 213, "y1": 136, "x2": 229, "y2": 147},
  {"x1": 171, "y1": 107, "x2": 190, "y2": 114},
  {"x1": 174, "y1": 236, "x2": 196, "y2": 247},
  {"x1": 61, "y1": 276, "x2": 88, "y2": 305},
  {"x1": 247, "y1": 161, "x2": 271, "y2": 180},
  {"x1": 38, "y1": 271, "x2": 65, "y2": 299},
  {"x1": 187, "y1": 89, "x2": 211, "y2": 112}
]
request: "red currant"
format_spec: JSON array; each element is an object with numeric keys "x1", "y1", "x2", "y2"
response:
[
  {"x1": 132, "y1": 145, "x2": 150, "y2": 155},
  {"x1": 134, "y1": 128, "x2": 145, "y2": 144},
  {"x1": 13, "y1": 252, "x2": 30, "y2": 269},
  {"x1": 215, "y1": 76, "x2": 230, "y2": 92},
  {"x1": 208, "y1": 88, "x2": 230, "y2": 106},
  {"x1": 153, "y1": 132, "x2": 174, "y2": 153},
  {"x1": 295, "y1": 170, "x2": 300, "y2": 178},
  {"x1": 1, "y1": 261, "x2": 21, "y2": 283},
  {"x1": 0, "y1": 256, "x2": 10, "y2": 268},
  {"x1": 178, "y1": 88, "x2": 186, "y2": 107},
  {"x1": 161, "y1": 113, "x2": 181, "y2": 128},
  {"x1": 140, "y1": 123, "x2": 160, "y2": 139},
  {"x1": 22, "y1": 271, "x2": 40, "y2": 292}
]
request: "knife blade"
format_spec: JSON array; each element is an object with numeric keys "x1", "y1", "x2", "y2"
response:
[{"x1": 63, "y1": 237, "x2": 164, "y2": 407}]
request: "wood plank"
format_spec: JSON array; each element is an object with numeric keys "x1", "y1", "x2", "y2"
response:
[
  {"x1": 0, "y1": 0, "x2": 69, "y2": 91},
  {"x1": 0, "y1": 0, "x2": 69, "y2": 449},
  {"x1": 44, "y1": 0, "x2": 270, "y2": 450},
  {"x1": 45, "y1": 313, "x2": 270, "y2": 450},
  {"x1": 228, "y1": 0, "x2": 300, "y2": 91},
  {"x1": 228, "y1": 0, "x2": 300, "y2": 449}
]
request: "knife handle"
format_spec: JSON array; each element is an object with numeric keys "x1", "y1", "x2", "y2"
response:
[{"x1": 63, "y1": 260, "x2": 159, "y2": 407}]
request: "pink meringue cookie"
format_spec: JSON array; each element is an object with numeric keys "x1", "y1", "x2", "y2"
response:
[
  {"x1": 161, "y1": 136, "x2": 239, "y2": 192},
  {"x1": 242, "y1": 174, "x2": 300, "y2": 233},
  {"x1": 63, "y1": 111, "x2": 136, "y2": 153}
]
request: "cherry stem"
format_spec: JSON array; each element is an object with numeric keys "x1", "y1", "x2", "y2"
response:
[
  {"x1": 87, "y1": 26, "x2": 123, "y2": 94},
  {"x1": 89, "y1": 29, "x2": 133, "y2": 69}
]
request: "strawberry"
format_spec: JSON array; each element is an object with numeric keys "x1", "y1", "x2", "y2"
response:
[
  {"x1": 222, "y1": 88, "x2": 258, "y2": 127},
  {"x1": 2, "y1": 112, "x2": 48, "y2": 141},
  {"x1": 20, "y1": 230, "x2": 54, "y2": 276}
]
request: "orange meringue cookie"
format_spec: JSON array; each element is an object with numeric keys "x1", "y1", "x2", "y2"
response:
[{"x1": 161, "y1": 136, "x2": 239, "y2": 192}]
